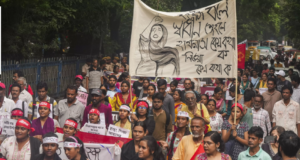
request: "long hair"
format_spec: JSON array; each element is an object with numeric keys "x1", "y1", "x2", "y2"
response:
[
  {"x1": 148, "y1": 24, "x2": 180, "y2": 76},
  {"x1": 204, "y1": 131, "x2": 225, "y2": 152},
  {"x1": 140, "y1": 136, "x2": 165, "y2": 160},
  {"x1": 64, "y1": 136, "x2": 87, "y2": 159},
  {"x1": 167, "y1": 117, "x2": 190, "y2": 160}
]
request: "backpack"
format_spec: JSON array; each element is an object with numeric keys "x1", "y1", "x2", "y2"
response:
[{"x1": 32, "y1": 97, "x2": 54, "y2": 120}]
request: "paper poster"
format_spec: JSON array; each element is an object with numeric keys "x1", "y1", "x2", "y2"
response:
[
  {"x1": 0, "y1": 112, "x2": 11, "y2": 132},
  {"x1": 129, "y1": 0, "x2": 237, "y2": 78},
  {"x1": 259, "y1": 88, "x2": 268, "y2": 95},
  {"x1": 200, "y1": 81, "x2": 206, "y2": 87},
  {"x1": 107, "y1": 91, "x2": 117, "y2": 99},
  {"x1": 107, "y1": 124, "x2": 130, "y2": 138},
  {"x1": 82, "y1": 123, "x2": 106, "y2": 135},
  {"x1": 36, "y1": 104, "x2": 53, "y2": 118},
  {"x1": 77, "y1": 91, "x2": 88, "y2": 106},
  {"x1": 2, "y1": 118, "x2": 16, "y2": 136}
]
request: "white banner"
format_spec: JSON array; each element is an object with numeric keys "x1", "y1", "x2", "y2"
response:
[
  {"x1": 2, "y1": 118, "x2": 16, "y2": 136},
  {"x1": 129, "y1": 0, "x2": 237, "y2": 78}
]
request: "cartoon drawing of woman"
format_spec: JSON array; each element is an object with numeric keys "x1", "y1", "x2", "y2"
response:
[{"x1": 136, "y1": 16, "x2": 180, "y2": 76}]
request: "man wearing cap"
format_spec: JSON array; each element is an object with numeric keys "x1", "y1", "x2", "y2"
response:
[
  {"x1": 9, "y1": 77, "x2": 33, "y2": 105},
  {"x1": 119, "y1": 57, "x2": 129, "y2": 72},
  {"x1": 0, "y1": 82, "x2": 16, "y2": 125},
  {"x1": 10, "y1": 83, "x2": 29, "y2": 118},
  {"x1": 81, "y1": 88, "x2": 113, "y2": 129},
  {"x1": 276, "y1": 70, "x2": 292, "y2": 91},
  {"x1": 74, "y1": 75, "x2": 87, "y2": 93},
  {"x1": 29, "y1": 82, "x2": 57, "y2": 120},
  {"x1": 82, "y1": 58, "x2": 92, "y2": 90}
]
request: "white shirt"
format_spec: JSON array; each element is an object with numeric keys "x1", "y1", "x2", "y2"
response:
[
  {"x1": 78, "y1": 85, "x2": 87, "y2": 93},
  {"x1": 292, "y1": 86, "x2": 300, "y2": 105},
  {"x1": 1, "y1": 97, "x2": 15, "y2": 113},
  {"x1": 14, "y1": 99, "x2": 28, "y2": 117},
  {"x1": 9, "y1": 89, "x2": 33, "y2": 104}
]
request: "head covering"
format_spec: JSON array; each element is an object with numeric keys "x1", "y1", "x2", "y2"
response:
[
  {"x1": 177, "y1": 111, "x2": 190, "y2": 118},
  {"x1": 75, "y1": 75, "x2": 83, "y2": 80},
  {"x1": 89, "y1": 109, "x2": 100, "y2": 116},
  {"x1": 64, "y1": 136, "x2": 81, "y2": 148},
  {"x1": 91, "y1": 88, "x2": 102, "y2": 96},
  {"x1": 231, "y1": 103, "x2": 243, "y2": 112},
  {"x1": 16, "y1": 119, "x2": 35, "y2": 132},
  {"x1": 102, "y1": 57, "x2": 107, "y2": 60},
  {"x1": 123, "y1": 57, "x2": 128, "y2": 60},
  {"x1": 12, "y1": 109, "x2": 24, "y2": 116},
  {"x1": 39, "y1": 101, "x2": 51, "y2": 110},
  {"x1": 275, "y1": 70, "x2": 285, "y2": 77},
  {"x1": 137, "y1": 101, "x2": 149, "y2": 108},
  {"x1": 106, "y1": 57, "x2": 111, "y2": 60},
  {"x1": 43, "y1": 137, "x2": 58, "y2": 144},
  {"x1": 114, "y1": 57, "x2": 120, "y2": 60},
  {"x1": 120, "y1": 105, "x2": 130, "y2": 112},
  {"x1": 65, "y1": 119, "x2": 78, "y2": 129},
  {"x1": 0, "y1": 83, "x2": 5, "y2": 89}
]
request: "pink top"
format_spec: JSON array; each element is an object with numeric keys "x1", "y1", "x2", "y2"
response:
[{"x1": 197, "y1": 153, "x2": 230, "y2": 160}]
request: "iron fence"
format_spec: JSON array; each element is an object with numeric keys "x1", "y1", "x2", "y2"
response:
[{"x1": 1, "y1": 56, "x2": 95, "y2": 98}]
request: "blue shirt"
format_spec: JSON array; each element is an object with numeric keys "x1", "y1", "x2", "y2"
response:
[
  {"x1": 107, "y1": 85, "x2": 121, "y2": 93},
  {"x1": 238, "y1": 147, "x2": 272, "y2": 160}
]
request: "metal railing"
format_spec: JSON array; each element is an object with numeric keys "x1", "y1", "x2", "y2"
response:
[{"x1": 1, "y1": 56, "x2": 95, "y2": 98}]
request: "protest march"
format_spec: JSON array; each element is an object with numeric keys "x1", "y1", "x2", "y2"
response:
[{"x1": 1, "y1": 0, "x2": 300, "y2": 160}]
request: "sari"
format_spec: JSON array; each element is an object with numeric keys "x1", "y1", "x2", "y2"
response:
[
  {"x1": 174, "y1": 102, "x2": 185, "y2": 122},
  {"x1": 111, "y1": 92, "x2": 137, "y2": 112}
]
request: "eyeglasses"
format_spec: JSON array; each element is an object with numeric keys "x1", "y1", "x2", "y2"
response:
[{"x1": 138, "y1": 107, "x2": 147, "y2": 109}]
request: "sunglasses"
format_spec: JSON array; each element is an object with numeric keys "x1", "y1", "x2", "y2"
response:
[{"x1": 138, "y1": 107, "x2": 147, "y2": 109}]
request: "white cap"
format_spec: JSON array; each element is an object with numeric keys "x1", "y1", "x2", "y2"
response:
[
  {"x1": 275, "y1": 70, "x2": 285, "y2": 77},
  {"x1": 177, "y1": 111, "x2": 190, "y2": 118},
  {"x1": 120, "y1": 105, "x2": 130, "y2": 112}
]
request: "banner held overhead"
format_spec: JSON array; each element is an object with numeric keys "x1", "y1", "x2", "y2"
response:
[{"x1": 129, "y1": 0, "x2": 237, "y2": 78}]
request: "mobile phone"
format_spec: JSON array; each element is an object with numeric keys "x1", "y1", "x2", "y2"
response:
[{"x1": 264, "y1": 136, "x2": 276, "y2": 143}]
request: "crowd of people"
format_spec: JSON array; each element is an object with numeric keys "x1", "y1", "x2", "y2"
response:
[{"x1": 0, "y1": 56, "x2": 300, "y2": 160}]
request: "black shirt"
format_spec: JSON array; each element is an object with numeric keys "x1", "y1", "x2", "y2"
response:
[
  {"x1": 121, "y1": 140, "x2": 143, "y2": 160},
  {"x1": 133, "y1": 81, "x2": 143, "y2": 96}
]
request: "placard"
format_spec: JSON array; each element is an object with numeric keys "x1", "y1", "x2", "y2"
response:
[
  {"x1": 107, "y1": 91, "x2": 117, "y2": 99},
  {"x1": 129, "y1": 0, "x2": 238, "y2": 78},
  {"x1": 107, "y1": 124, "x2": 130, "y2": 138},
  {"x1": 77, "y1": 91, "x2": 88, "y2": 106},
  {"x1": 0, "y1": 112, "x2": 11, "y2": 132},
  {"x1": 2, "y1": 118, "x2": 16, "y2": 136},
  {"x1": 200, "y1": 81, "x2": 206, "y2": 87},
  {"x1": 259, "y1": 88, "x2": 268, "y2": 95},
  {"x1": 82, "y1": 123, "x2": 106, "y2": 135}
]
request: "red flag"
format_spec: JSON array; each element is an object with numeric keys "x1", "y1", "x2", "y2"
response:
[{"x1": 238, "y1": 44, "x2": 246, "y2": 69}]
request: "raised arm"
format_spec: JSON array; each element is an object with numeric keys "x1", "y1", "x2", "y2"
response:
[{"x1": 141, "y1": 16, "x2": 163, "y2": 38}]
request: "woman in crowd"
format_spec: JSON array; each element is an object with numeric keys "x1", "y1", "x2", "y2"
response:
[
  {"x1": 222, "y1": 103, "x2": 248, "y2": 160},
  {"x1": 111, "y1": 80, "x2": 137, "y2": 111},
  {"x1": 56, "y1": 118, "x2": 78, "y2": 142},
  {"x1": 116, "y1": 72, "x2": 130, "y2": 89},
  {"x1": 1, "y1": 118, "x2": 41, "y2": 160},
  {"x1": 168, "y1": 80, "x2": 178, "y2": 96},
  {"x1": 196, "y1": 131, "x2": 231, "y2": 160},
  {"x1": 138, "y1": 79, "x2": 150, "y2": 99},
  {"x1": 207, "y1": 99, "x2": 223, "y2": 134},
  {"x1": 64, "y1": 136, "x2": 87, "y2": 160},
  {"x1": 81, "y1": 109, "x2": 106, "y2": 134},
  {"x1": 121, "y1": 121, "x2": 147, "y2": 160},
  {"x1": 142, "y1": 84, "x2": 156, "y2": 114},
  {"x1": 240, "y1": 74, "x2": 253, "y2": 94},
  {"x1": 34, "y1": 132, "x2": 61, "y2": 160},
  {"x1": 262, "y1": 126, "x2": 285, "y2": 160},
  {"x1": 111, "y1": 65, "x2": 120, "y2": 79},
  {"x1": 11, "y1": 108, "x2": 24, "y2": 120},
  {"x1": 160, "y1": 111, "x2": 190, "y2": 160},
  {"x1": 131, "y1": 101, "x2": 155, "y2": 135},
  {"x1": 210, "y1": 87, "x2": 226, "y2": 116},
  {"x1": 30, "y1": 101, "x2": 57, "y2": 141},
  {"x1": 115, "y1": 105, "x2": 132, "y2": 138},
  {"x1": 173, "y1": 90, "x2": 185, "y2": 122},
  {"x1": 200, "y1": 94, "x2": 209, "y2": 106},
  {"x1": 138, "y1": 136, "x2": 165, "y2": 160},
  {"x1": 238, "y1": 69, "x2": 243, "y2": 78},
  {"x1": 255, "y1": 73, "x2": 268, "y2": 95},
  {"x1": 214, "y1": 78, "x2": 225, "y2": 90}
]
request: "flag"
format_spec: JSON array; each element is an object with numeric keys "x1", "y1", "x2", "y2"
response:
[{"x1": 238, "y1": 44, "x2": 246, "y2": 69}]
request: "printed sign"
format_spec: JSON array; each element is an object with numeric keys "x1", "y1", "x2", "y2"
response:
[
  {"x1": 2, "y1": 118, "x2": 16, "y2": 136},
  {"x1": 0, "y1": 112, "x2": 11, "y2": 132},
  {"x1": 107, "y1": 91, "x2": 117, "y2": 99},
  {"x1": 107, "y1": 124, "x2": 130, "y2": 138},
  {"x1": 129, "y1": 0, "x2": 238, "y2": 78},
  {"x1": 82, "y1": 123, "x2": 106, "y2": 135},
  {"x1": 77, "y1": 91, "x2": 88, "y2": 106}
]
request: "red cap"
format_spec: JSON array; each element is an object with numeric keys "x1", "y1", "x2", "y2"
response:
[
  {"x1": 231, "y1": 103, "x2": 243, "y2": 112},
  {"x1": 39, "y1": 101, "x2": 51, "y2": 110},
  {"x1": 75, "y1": 75, "x2": 83, "y2": 80},
  {"x1": 0, "y1": 83, "x2": 6, "y2": 89},
  {"x1": 89, "y1": 108, "x2": 100, "y2": 116},
  {"x1": 137, "y1": 101, "x2": 149, "y2": 108}
]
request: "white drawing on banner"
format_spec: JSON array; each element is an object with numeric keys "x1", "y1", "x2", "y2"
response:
[{"x1": 135, "y1": 16, "x2": 180, "y2": 76}]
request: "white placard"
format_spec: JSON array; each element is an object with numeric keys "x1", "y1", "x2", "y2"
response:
[
  {"x1": 107, "y1": 91, "x2": 117, "y2": 99},
  {"x1": 107, "y1": 124, "x2": 130, "y2": 138},
  {"x1": 0, "y1": 112, "x2": 11, "y2": 132},
  {"x1": 200, "y1": 81, "x2": 206, "y2": 87},
  {"x1": 129, "y1": 0, "x2": 237, "y2": 78},
  {"x1": 259, "y1": 88, "x2": 268, "y2": 95},
  {"x1": 2, "y1": 118, "x2": 16, "y2": 136},
  {"x1": 82, "y1": 123, "x2": 106, "y2": 135},
  {"x1": 36, "y1": 104, "x2": 53, "y2": 118}
]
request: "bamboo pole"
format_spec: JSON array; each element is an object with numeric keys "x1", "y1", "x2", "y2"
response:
[
  {"x1": 129, "y1": 75, "x2": 133, "y2": 111},
  {"x1": 234, "y1": 78, "x2": 238, "y2": 124}
]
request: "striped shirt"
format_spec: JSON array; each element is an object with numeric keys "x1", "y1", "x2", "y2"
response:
[{"x1": 252, "y1": 108, "x2": 272, "y2": 138}]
